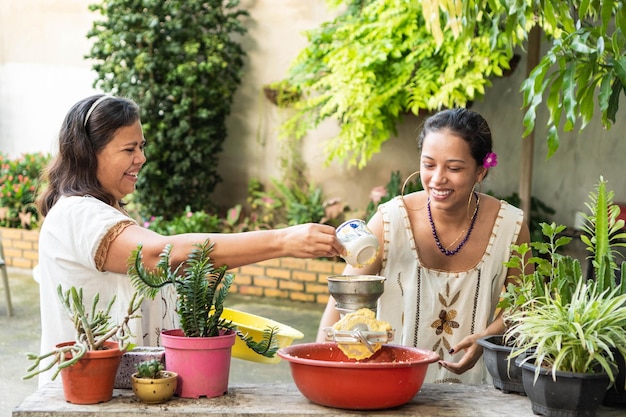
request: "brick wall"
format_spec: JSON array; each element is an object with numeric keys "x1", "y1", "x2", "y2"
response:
[
  {"x1": 0, "y1": 227, "x2": 345, "y2": 304},
  {"x1": 0, "y1": 227, "x2": 39, "y2": 269},
  {"x1": 230, "y1": 257, "x2": 346, "y2": 305}
]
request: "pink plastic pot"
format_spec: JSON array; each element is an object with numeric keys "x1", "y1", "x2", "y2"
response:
[
  {"x1": 161, "y1": 329, "x2": 236, "y2": 399},
  {"x1": 278, "y1": 342, "x2": 439, "y2": 410}
]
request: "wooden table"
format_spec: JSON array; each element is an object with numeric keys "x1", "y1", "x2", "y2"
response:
[{"x1": 12, "y1": 382, "x2": 624, "y2": 417}]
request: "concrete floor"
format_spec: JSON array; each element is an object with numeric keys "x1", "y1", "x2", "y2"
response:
[
  {"x1": 0, "y1": 269, "x2": 40, "y2": 417},
  {"x1": 0, "y1": 268, "x2": 323, "y2": 417}
]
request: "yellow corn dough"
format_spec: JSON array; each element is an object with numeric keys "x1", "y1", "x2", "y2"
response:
[{"x1": 332, "y1": 308, "x2": 392, "y2": 360}]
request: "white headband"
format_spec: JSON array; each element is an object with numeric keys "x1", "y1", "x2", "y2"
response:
[{"x1": 83, "y1": 95, "x2": 113, "y2": 128}]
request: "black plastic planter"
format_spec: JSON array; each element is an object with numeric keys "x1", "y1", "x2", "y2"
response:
[
  {"x1": 603, "y1": 348, "x2": 626, "y2": 407},
  {"x1": 519, "y1": 360, "x2": 609, "y2": 417},
  {"x1": 477, "y1": 335, "x2": 525, "y2": 395}
]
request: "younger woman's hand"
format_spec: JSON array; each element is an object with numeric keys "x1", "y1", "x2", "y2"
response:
[{"x1": 438, "y1": 335, "x2": 483, "y2": 375}]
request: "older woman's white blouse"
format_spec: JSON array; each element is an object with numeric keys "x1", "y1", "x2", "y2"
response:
[{"x1": 37, "y1": 195, "x2": 177, "y2": 387}]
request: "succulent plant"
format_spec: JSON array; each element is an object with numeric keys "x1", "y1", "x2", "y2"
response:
[
  {"x1": 135, "y1": 359, "x2": 165, "y2": 379},
  {"x1": 23, "y1": 286, "x2": 143, "y2": 380},
  {"x1": 128, "y1": 238, "x2": 279, "y2": 357}
]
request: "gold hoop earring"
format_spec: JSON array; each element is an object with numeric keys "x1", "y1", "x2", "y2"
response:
[
  {"x1": 467, "y1": 183, "x2": 477, "y2": 219},
  {"x1": 400, "y1": 170, "x2": 426, "y2": 211},
  {"x1": 401, "y1": 170, "x2": 421, "y2": 197}
]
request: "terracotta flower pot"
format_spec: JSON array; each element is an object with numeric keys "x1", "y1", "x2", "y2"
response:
[
  {"x1": 161, "y1": 329, "x2": 236, "y2": 399},
  {"x1": 57, "y1": 341, "x2": 124, "y2": 404},
  {"x1": 131, "y1": 371, "x2": 178, "y2": 404}
]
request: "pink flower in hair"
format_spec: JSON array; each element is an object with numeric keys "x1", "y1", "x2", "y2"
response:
[{"x1": 483, "y1": 152, "x2": 498, "y2": 168}]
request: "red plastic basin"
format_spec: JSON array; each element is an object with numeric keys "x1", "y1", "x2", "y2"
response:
[{"x1": 277, "y1": 342, "x2": 439, "y2": 410}]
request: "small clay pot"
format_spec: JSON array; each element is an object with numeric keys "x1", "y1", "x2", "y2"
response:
[{"x1": 131, "y1": 371, "x2": 178, "y2": 404}]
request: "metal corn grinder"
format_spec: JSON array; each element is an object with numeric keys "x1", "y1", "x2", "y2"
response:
[{"x1": 324, "y1": 275, "x2": 394, "y2": 352}]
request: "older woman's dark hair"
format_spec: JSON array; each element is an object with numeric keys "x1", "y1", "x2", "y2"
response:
[
  {"x1": 37, "y1": 95, "x2": 140, "y2": 216},
  {"x1": 418, "y1": 108, "x2": 493, "y2": 170}
]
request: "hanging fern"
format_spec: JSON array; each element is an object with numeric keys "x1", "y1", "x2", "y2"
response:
[{"x1": 128, "y1": 239, "x2": 280, "y2": 357}]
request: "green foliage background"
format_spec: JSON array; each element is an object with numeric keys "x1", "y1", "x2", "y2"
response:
[
  {"x1": 86, "y1": 0, "x2": 248, "y2": 219},
  {"x1": 279, "y1": 0, "x2": 626, "y2": 166},
  {"x1": 279, "y1": 0, "x2": 514, "y2": 168},
  {"x1": 0, "y1": 152, "x2": 51, "y2": 229}
]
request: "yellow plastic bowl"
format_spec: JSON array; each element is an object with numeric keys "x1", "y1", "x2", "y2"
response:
[{"x1": 223, "y1": 308, "x2": 304, "y2": 364}]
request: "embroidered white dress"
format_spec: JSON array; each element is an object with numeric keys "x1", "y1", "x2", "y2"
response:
[
  {"x1": 377, "y1": 196, "x2": 523, "y2": 384},
  {"x1": 37, "y1": 195, "x2": 178, "y2": 387}
]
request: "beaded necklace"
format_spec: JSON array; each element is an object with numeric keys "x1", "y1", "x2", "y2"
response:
[{"x1": 427, "y1": 192, "x2": 480, "y2": 256}]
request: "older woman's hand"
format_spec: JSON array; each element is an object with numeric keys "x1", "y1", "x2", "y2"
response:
[{"x1": 280, "y1": 223, "x2": 346, "y2": 259}]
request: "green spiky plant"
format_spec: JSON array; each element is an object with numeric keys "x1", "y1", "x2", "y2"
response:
[
  {"x1": 23, "y1": 286, "x2": 143, "y2": 380},
  {"x1": 128, "y1": 239, "x2": 279, "y2": 358},
  {"x1": 507, "y1": 280, "x2": 626, "y2": 383},
  {"x1": 580, "y1": 176, "x2": 626, "y2": 296},
  {"x1": 501, "y1": 177, "x2": 626, "y2": 389}
]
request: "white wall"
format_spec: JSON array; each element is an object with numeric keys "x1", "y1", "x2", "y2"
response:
[
  {"x1": 1, "y1": 0, "x2": 625, "y2": 227},
  {"x1": 0, "y1": 0, "x2": 99, "y2": 156}
]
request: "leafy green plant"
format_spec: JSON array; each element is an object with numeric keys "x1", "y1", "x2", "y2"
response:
[
  {"x1": 23, "y1": 286, "x2": 143, "y2": 380},
  {"x1": 271, "y1": 179, "x2": 326, "y2": 226},
  {"x1": 501, "y1": 177, "x2": 626, "y2": 385},
  {"x1": 414, "y1": 1, "x2": 626, "y2": 159},
  {"x1": 0, "y1": 152, "x2": 51, "y2": 229},
  {"x1": 506, "y1": 280, "x2": 626, "y2": 383},
  {"x1": 144, "y1": 206, "x2": 221, "y2": 235},
  {"x1": 241, "y1": 179, "x2": 285, "y2": 230},
  {"x1": 86, "y1": 0, "x2": 249, "y2": 219},
  {"x1": 128, "y1": 239, "x2": 280, "y2": 358},
  {"x1": 501, "y1": 177, "x2": 626, "y2": 323},
  {"x1": 518, "y1": 1, "x2": 626, "y2": 157},
  {"x1": 500, "y1": 222, "x2": 579, "y2": 319},
  {"x1": 278, "y1": 0, "x2": 515, "y2": 167},
  {"x1": 263, "y1": 80, "x2": 301, "y2": 107},
  {"x1": 135, "y1": 359, "x2": 165, "y2": 379}
]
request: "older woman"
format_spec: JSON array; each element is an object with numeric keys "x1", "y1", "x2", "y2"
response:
[{"x1": 36, "y1": 94, "x2": 344, "y2": 386}]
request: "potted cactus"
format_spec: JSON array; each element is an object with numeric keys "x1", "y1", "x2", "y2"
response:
[
  {"x1": 128, "y1": 238, "x2": 280, "y2": 398},
  {"x1": 131, "y1": 359, "x2": 178, "y2": 404},
  {"x1": 23, "y1": 285, "x2": 143, "y2": 404}
]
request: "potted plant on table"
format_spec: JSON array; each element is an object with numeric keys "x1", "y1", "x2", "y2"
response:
[
  {"x1": 507, "y1": 280, "x2": 626, "y2": 417},
  {"x1": 131, "y1": 359, "x2": 178, "y2": 404},
  {"x1": 501, "y1": 177, "x2": 626, "y2": 416},
  {"x1": 128, "y1": 238, "x2": 280, "y2": 399},
  {"x1": 478, "y1": 221, "x2": 579, "y2": 395},
  {"x1": 23, "y1": 286, "x2": 143, "y2": 404}
]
